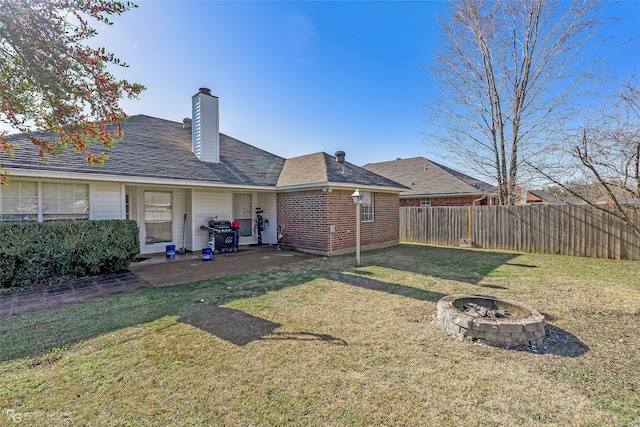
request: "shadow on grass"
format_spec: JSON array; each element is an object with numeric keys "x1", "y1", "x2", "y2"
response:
[
  {"x1": 366, "y1": 244, "x2": 519, "y2": 286},
  {"x1": 263, "y1": 332, "x2": 348, "y2": 346},
  {"x1": 542, "y1": 324, "x2": 589, "y2": 357},
  {"x1": 0, "y1": 244, "x2": 542, "y2": 360},
  {"x1": 180, "y1": 305, "x2": 282, "y2": 346},
  {"x1": 337, "y1": 272, "x2": 446, "y2": 302}
]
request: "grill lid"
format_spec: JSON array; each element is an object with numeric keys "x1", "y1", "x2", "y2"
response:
[{"x1": 209, "y1": 220, "x2": 232, "y2": 229}]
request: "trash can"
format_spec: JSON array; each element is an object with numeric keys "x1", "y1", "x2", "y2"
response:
[
  {"x1": 166, "y1": 244, "x2": 176, "y2": 259},
  {"x1": 202, "y1": 247, "x2": 212, "y2": 261}
]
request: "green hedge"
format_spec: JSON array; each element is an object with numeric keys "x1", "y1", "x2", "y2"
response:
[{"x1": 0, "y1": 220, "x2": 140, "y2": 288}]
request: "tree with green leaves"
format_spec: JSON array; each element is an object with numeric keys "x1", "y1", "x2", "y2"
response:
[
  {"x1": 0, "y1": 0, "x2": 144, "y2": 185},
  {"x1": 427, "y1": 0, "x2": 610, "y2": 205}
]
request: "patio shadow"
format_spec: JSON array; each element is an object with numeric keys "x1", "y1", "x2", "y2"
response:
[
  {"x1": 180, "y1": 305, "x2": 280, "y2": 346},
  {"x1": 336, "y1": 272, "x2": 446, "y2": 302},
  {"x1": 368, "y1": 244, "x2": 519, "y2": 285}
]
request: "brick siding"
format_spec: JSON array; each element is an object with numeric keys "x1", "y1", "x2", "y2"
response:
[
  {"x1": 277, "y1": 189, "x2": 399, "y2": 255},
  {"x1": 400, "y1": 196, "x2": 489, "y2": 207}
]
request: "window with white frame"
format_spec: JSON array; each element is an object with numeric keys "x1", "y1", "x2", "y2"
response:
[
  {"x1": 233, "y1": 193, "x2": 253, "y2": 237},
  {"x1": 144, "y1": 191, "x2": 173, "y2": 244},
  {"x1": 420, "y1": 198, "x2": 432, "y2": 207},
  {"x1": 42, "y1": 183, "x2": 89, "y2": 221},
  {"x1": 0, "y1": 181, "x2": 38, "y2": 222},
  {"x1": 361, "y1": 191, "x2": 374, "y2": 222}
]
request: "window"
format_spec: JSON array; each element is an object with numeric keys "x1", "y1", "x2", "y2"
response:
[
  {"x1": 144, "y1": 191, "x2": 173, "y2": 244},
  {"x1": 42, "y1": 183, "x2": 89, "y2": 221},
  {"x1": 420, "y1": 198, "x2": 432, "y2": 207},
  {"x1": 361, "y1": 191, "x2": 374, "y2": 222},
  {"x1": 233, "y1": 193, "x2": 252, "y2": 237},
  {"x1": 0, "y1": 181, "x2": 38, "y2": 222}
]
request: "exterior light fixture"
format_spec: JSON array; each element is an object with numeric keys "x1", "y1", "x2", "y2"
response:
[
  {"x1": 351, "y1": 188, "x2": 363, "y2": 266},
  {"x1": 351, "y1": 188, "x2": 363, "y2": 204}
]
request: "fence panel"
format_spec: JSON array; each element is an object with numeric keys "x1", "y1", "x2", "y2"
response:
[{"x1": 399, "y1": 205, "x2": 640, "y2": 261}]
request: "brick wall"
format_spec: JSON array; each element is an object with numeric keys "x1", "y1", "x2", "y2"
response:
[{"x1": 277, "y1": 189, "x2": 399, "y2": 255}]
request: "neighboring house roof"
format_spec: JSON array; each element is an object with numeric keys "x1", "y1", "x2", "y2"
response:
[
  {"x1": 525, "y1": 190, "x2": 550, "y2": 203},
  {"x1": 277, "y1": 152, "x2": 407, "y2": 191},
  {"x1": 596, "y1": 197, "x2": 639, "y2": 205},
  {"x1": 362, "y1": 156, "x2": 496, "y2": 198},
  {"x1": 526, "y1": 190, "x2": 586, "y2": 205},
  {"x1": 3, "y1": 115, "x2": 406, "y2": 192}
]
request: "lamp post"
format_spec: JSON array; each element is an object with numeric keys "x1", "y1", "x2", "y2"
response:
[{"x1": 351, "y1": 188, "x2": 363, "y2": 266}]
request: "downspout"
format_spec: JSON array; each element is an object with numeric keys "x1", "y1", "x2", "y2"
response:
[{"x1": 472, "y1": 194, "x2": 486, "y2": 206}]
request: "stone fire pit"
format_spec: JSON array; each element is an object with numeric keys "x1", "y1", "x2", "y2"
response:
[{"x1": 436, "y1": 294, "x2": 545, "y2": 349}]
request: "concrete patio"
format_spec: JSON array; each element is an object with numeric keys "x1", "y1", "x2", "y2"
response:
[{"x1": 0, "y1": 246, "x2": 316, "y2": 318}]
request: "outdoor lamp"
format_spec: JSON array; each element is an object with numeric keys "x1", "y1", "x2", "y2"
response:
[
  {"x1": 351, "y1": 188, "x2": 363, "y2": 204},
  {"x1": 351, "y1": 188, "x2": 363, "y2": 266}
]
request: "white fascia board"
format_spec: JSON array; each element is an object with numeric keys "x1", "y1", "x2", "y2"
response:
[
  {"x1": 401, "y1": 192, "x2": 483, "y2": 198},
  {"x1": 276, "y1": 181, "x2": 406, "y2": 193},
  {"x1": 5, "y1": 168, "x2": 277, "y2": 191}
]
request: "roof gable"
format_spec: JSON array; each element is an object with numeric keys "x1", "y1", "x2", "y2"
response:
[{"x1": 277, "y1": 152, "x2": 407, "y2": 190}]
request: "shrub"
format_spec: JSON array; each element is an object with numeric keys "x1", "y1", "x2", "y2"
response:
[{"x1": 0, "y1": 220, "x2": 140, "y2": 288}]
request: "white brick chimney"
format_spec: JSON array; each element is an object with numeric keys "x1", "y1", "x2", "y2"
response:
[{"x1": 192, "y1": 87, "x2": 219, "y2": 163}]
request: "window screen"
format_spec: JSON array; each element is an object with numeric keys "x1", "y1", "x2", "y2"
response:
[
  {"x1": 233, "y1": 193, "x2": 253, "y2": 237},
  {"x1": 144, "y1": 191, "x2": 173, "y2": 244}
]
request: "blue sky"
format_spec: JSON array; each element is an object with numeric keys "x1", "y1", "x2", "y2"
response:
[{"x1": 59, "y1": 1, "x2": 640, "y2": 169}]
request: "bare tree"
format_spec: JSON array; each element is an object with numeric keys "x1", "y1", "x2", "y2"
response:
[
  {"x1": 427, "y1": 0, "x2": 611, "y2": 205},
  {"x1": 532, "y1": 79, "x2": 640, "y2": 237}
]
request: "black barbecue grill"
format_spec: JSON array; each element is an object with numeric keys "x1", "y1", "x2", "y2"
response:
[{"x1": 200, "y1": 220, "x2": 239, "y2": 254}]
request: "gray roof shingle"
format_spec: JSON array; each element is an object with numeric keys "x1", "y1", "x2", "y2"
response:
[
  {"x1": 362, "y1": 157, "x2": 496, "y2": 197},
  {"x1": 3, "y1": 115, "x2": 285, "y2": 187},
  {"x1": 3, "y1": 116, "x2": 406, "y2": 191},
  {"x1": 277, "y1": 152, "x2": 407, "y2": 190}
]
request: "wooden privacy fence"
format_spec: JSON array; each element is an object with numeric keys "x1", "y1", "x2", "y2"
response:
[{"x1": 400, "y1": 205, "x2": 640, "y2": 260}]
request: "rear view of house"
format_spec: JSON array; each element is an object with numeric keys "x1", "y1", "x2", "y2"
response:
[{"x1": 1, "y1": 89, "x2": 406, "y2": 256}]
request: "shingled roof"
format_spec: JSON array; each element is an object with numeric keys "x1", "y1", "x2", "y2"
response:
[
  {"x1": 362, "y1": 156, "x2": 496, "y2": 197},
  {"x1": 3, "y1": 115, "x2": 285, "y2": 187},
  {"x1": 277, "y1": 152, "x2": 407, "y2": 190},
  {"x1": 4, "y1": 115, "x2": 406, "y2": 191}
]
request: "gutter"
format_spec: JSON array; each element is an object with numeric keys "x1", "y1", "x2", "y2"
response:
[
  {"x1": 276, "y1": 182, "x2": 408, "y2": 193},
  {"x1": 401, "y1": 192, "x2": 485, "y2": 198},
  {"x1": 5, "y1": 168, "x2": 279, "y2": 191}
]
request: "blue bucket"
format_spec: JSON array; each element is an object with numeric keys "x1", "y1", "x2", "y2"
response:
[
  {"x1": 166, "y1": 244, "x2": 176, "y2": 259},
  {"x1": 202, "y1": 247, "x2": 212, "y2": 261}
]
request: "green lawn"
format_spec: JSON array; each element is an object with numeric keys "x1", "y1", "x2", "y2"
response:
[{"x1": 1, "y1": 244, "x2": 639, "y2": 426}]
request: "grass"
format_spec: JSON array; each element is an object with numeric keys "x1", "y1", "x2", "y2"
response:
[{"x1": 1, "y1": 244, "x2": 639, "y2": 426}]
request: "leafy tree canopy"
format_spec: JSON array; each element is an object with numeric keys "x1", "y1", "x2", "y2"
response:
[{"x1": 0, "y1": 0, "x2": 145, "y2": 184}]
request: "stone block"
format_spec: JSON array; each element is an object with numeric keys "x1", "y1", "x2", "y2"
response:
[
  {"x1": 524, "y1": 322, "x2": 545, "y2": 333},
  {"x1": 484, "y1": 331, "x2": 513, "y2": 342},
  {"x1": 464, "y1": 329, "x2": 486, "y2": 339},
  {"x1": 472, "y1": 321, "x2": 500, "y2": 332},
  {"x1": 532, "y1": 330, "x2": 545, "y2": 340},
  {"x1": 510, "y1": 332, "x2": 533, "y2": 344},
  {"x1": 451, "y1": 314, "x2": 474, "y2": 329},
  {"x1": 497, "y1": 322, "x2": 524, "y2": 333}
]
